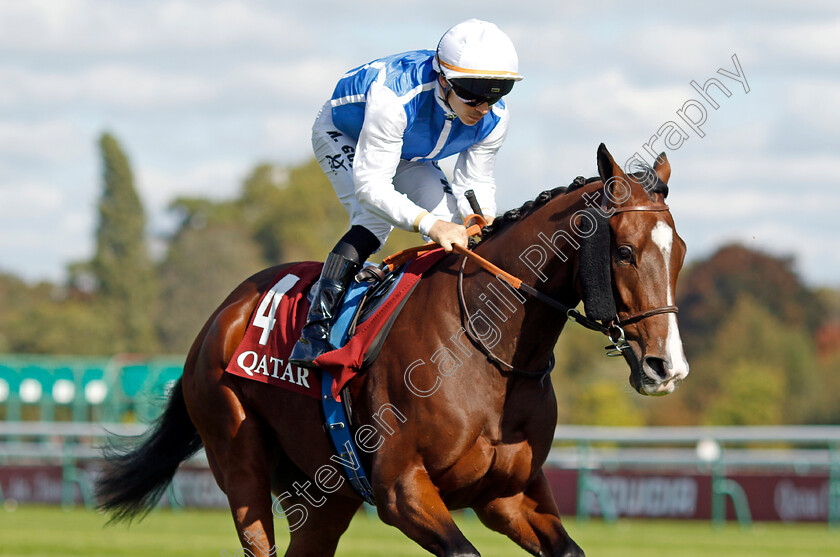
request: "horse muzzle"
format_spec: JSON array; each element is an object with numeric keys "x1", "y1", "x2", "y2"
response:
[{"x1": 625, "y1": 342, "x2": 690, "y2": 396}]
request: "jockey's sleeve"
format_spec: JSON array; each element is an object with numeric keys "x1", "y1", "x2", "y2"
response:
[
  {"x1": 451, "y1": 104, "x2": 509, "y2": 220},
  {"x1": 353, "y1": 82, "x2": 432, "y2": 233}
]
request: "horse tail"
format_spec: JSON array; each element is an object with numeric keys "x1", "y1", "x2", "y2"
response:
[{"x1": 96, "y1": 378, "x2": 203, "y2": 523}]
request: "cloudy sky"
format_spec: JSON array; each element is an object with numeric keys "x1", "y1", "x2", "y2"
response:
[{"x1": 1, "y1": 0, "x2": 838, "y2": 286}]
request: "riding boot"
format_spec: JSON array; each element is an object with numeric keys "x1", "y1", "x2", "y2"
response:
[{"x1": 288, "y1": 252, "x2": 361, "y2": 368}]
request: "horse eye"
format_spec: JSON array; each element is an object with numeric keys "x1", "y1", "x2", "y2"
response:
[{"x1": 617, "y1": 245, "x2": 634, "y2": 261}]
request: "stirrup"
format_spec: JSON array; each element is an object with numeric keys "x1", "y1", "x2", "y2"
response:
[{"x1": 289, "y1": 336, "x2": 333, "y2": 368}]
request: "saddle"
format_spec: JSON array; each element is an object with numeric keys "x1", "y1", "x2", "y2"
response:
[
  {"x1": 224, "y1": 248, "x2": 447, "y2": 399},
  {"x1": 314, "y1": 247, "x2": 447, "y2": 397}
]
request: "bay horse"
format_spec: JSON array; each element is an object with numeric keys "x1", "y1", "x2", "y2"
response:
[{"x1": 96, "y1": 144, "x2": 688, "y2": 556}]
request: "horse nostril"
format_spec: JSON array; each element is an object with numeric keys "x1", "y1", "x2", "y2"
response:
[{"x1": 645, "y1": 356, "x2": 669, "y2": 380}]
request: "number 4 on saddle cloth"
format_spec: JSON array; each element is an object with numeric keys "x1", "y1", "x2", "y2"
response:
[{"x1": 225, "y1": 247, "x2": 447, "y2": 401}]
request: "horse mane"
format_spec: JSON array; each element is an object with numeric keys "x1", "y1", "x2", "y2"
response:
[
  {"x1": 476, "y1": 175, "x2": 599, "y2": 242},
  {"x1": 476, "y1": 162, "x2": 668, "y2": 243}
]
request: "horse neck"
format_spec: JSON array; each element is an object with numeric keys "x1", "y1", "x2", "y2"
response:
[
  {"x1": 466, "y1": 186, "x2": 595, "y2": 367},
  {"x1": 477, "y1": 185, "x2": 595, "y2": 296}
]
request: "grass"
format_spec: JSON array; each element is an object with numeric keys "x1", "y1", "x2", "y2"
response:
[{"x1": 1, "y1": 505, "x2": 839, "y2": 556}]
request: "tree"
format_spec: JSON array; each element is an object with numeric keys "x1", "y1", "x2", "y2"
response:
[
  {"x1": 704, "y1": 361, "x2": 786, "y2": 426},
  {"x1": 240, "y1": 160, "x2": 422, "y2": 265},
  {"x1": 552, "y1": 321, "x2": 645, "y2": 425},
  {"x1": 91, "y1": 132, "x2": 158, "y2": 353},
  {"x1": 10, "y1": 298, "x2": 114, "y2": 355},
  {"x1": 812, "y1": 349, "x2": 840, "y2": 424},
  {"x1": 0, "y1": 273, "x2": 44, "y2": 352},
  {"x1": 568, "y1": 380, "x2": 645, "y2": 426},
  {"x1": 157, "y1": 218, "x2": 266, "y2": 354},
  {"x1": 241, "y1": 161, "x2": 347, "y2": 264},
  {"x1": 677, "y1": 244, "x2": 824, "y2": 355},
  {"x1": 0, "y1": 272, "x2": 114, "y2": 355},
  {"x1": 683, "y1": 297, "x2": 817, "y2": 424}
]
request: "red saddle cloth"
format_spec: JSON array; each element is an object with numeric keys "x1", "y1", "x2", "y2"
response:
[
  {"x1": 225, "y1": 262, "x2": 323, "y2": 399},
  {"x1": 225, "y1": 249, "x2": 446, "y2": 399}
]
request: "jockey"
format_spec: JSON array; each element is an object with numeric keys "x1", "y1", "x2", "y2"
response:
[{"x1": 289, "y1": 19, "x2": 522, "y2": 367}]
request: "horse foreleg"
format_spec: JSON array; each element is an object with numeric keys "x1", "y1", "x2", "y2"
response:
[
  {"x1": 377, "y1": 466, "x2": 480, "y2": 557},
  {"x1": 277, "y1": 488, "x2": 361, "y2": 557},
  {"x1": 473, "y1": 470, "x2": 583, "y2": 557}
]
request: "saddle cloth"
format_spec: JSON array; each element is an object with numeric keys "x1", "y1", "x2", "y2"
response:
[{"x1": 225, "y1": 248, "x2": 446, "y2": 399}]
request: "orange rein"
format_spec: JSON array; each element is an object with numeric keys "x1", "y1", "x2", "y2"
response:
[{"x1": 379, "y1": 214, "x2": 523, "y2": 289}]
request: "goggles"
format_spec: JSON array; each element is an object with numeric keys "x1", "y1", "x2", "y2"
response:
[{"x1": 447, "y1": 78, "x2": 510, "y2": 107}]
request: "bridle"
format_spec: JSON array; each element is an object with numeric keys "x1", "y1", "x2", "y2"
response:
[{"x1": 456, "y1": 202, "x2": 679, "y2": 377}]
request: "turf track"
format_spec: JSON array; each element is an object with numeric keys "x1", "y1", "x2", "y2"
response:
[{"x1": 1, "y1": 506, "x2": 838, "y2": 556}]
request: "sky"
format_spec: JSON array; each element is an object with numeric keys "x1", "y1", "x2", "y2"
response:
[{"x1": 0, "y1": 0, "x2": 838, "y2": 287}]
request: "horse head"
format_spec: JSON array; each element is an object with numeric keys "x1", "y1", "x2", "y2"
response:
[{"x1": 586, "y1": 143, "x2": 689, "y2": 395}]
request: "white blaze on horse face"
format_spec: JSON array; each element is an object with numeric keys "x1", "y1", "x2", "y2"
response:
[
  {"x1": 650, "y1": 221, "x2": 690, "y2": 391},
  {"x1": 651, "y1": 222, "x2": 674, "y2": 305}
]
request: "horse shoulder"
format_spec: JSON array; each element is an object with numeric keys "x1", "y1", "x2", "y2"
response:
[{"x1": 184, "y1": 264, "x2": 301, "y2": 384}]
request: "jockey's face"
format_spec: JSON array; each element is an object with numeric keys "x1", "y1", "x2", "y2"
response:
[{"x1": 439, "y1": 75, "x2": 491, "y2": 127}]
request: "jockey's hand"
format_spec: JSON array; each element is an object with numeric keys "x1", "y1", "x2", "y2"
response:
[
  {"x1": 483, "y1": 214, "x2": 495, "y2": 226},
  {"x1": 429, "y1": 220, "x2": 469, "y2": 253}
]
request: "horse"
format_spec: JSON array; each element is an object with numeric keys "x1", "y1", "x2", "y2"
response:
[{"x1": 96, "y1": 144, "x2": 688, "y2": 557}]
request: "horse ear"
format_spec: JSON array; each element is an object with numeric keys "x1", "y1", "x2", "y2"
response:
[
  {"x1": 654, "y1": 152, "x2": 671, "y2": 184},
  {"x1": 596, "y1": 143, "x2": 618, "y2": 183}
]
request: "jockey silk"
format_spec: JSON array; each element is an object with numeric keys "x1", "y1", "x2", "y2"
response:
[{"x1": 324, "y1": 49, "x2": 509, "y2": 230}]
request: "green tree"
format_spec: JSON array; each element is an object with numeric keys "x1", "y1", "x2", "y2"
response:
[
  {"x1": 551, "y1": 321, "x2": 644, "y2": 425},
  {"x1": 241, "y1": 161, "x2": 348, "y2": 263},
  {"x1": 157, "y1": 218, "x2": 266, "y2": 354},
  {"x1": 812, "y1": 349, "x2": 840, "y2": 424},
  {"x1": 10, "y1": 298, "x2": 114, "y2": 355},
  {"x1": 0, "y1": 272, "x2": 114, "y2": 355},
  {"x1": 240, "y1": 160, "x2": 424, "y2": 265},
  {"x1": 705, "y1": 361, "x2": 786, "y2": 425},
  {"x1": 0, "y1": 273, "x2": 44, "y2": 352},
  {"x1": 569, "y1": 380, "x2": 645, "y2": 426},
  {"x1": 91, "y1": 132, "x2": 158, "y2": 353},
  {"x1": 685, "y1": 297, "x2": 817, "y2": 424}
]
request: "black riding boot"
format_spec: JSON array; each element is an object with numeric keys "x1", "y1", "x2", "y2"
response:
[{"x1": 288, "y1": 252, "x2": 361, "y2": 368}]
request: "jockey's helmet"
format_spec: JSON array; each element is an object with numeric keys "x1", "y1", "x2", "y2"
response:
[{"x1": 435, "y1": 19, "x2": 523, "y2": 104}]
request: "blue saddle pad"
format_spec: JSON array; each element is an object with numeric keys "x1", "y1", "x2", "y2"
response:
[{"x1": 328, "y1": 263, "x2": 406, "y2": 349}]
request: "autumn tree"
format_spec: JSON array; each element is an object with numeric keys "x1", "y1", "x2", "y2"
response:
[{"x1": 678, "y1": 244, "x2": 823, "y2": 355}]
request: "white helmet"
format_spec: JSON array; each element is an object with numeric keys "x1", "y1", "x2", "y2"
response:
[{"x1": 435, "y1": 19, "x2": 523, "y2": 83}]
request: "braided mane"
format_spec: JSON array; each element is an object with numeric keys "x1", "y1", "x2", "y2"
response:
[
  {"x1": 477, "y1": 162, "x2": 668, "y2": 243},
  {"x1": 477, "y1": 176, "x2": 598, "y2": 241}
]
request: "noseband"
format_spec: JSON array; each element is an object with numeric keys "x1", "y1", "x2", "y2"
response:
[{"x1": 456, "y1": 202, "x2": 679, "y2": 375}]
